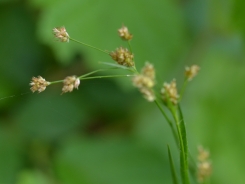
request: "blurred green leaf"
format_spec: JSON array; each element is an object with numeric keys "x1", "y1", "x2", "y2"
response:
[
  {"x1": 16, "y1": 170, "x2": 53, "y2": 184},
  {"x1": 14, "y1": 92, "x2": 89, "y2": 141},
  {"x1": 54, "y1": 136, "x2": 170, "y2": 184},
  {"x1": 0, "y1": 127, "x2": 23, "y2": 184}
]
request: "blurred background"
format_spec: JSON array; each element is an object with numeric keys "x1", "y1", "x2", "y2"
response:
[{"x1": 0, "y1": 0, "x2": 245, "y2": 183}]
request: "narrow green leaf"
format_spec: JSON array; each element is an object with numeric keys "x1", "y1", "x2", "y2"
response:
[
  {"x1": 98, "y1": 62, "x2": 135, "y2": 72},
  {"x1": 177, "y1": 104, "x2": 188, "y2": 163},
  {"x1": 178, "y1": 104, "x2": 197, "y2": 182},
  {"x1": 167, "y1": 145, "x2": 179, "y2": 184},
  {"x1": 171, "y1": 106, "x2": 189, "y2": 184}
]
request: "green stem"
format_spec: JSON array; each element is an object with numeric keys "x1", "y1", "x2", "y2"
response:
[
  {"x1": 78, "y1": 68, "x2": 117, "y2": 78},
  {"x1": 127, "y1": 40, "x2": 133, "y2": 53},
  {"x1": 49, "y1": 68, "x2": 118, "y2": 85},
  {"x1": 154, "y1": 100, "x2": 178, "y2": 145},
  {"x1": 127, "y1": 40, "x2": 139, "y2": 74},
  {"x1": 179, "y1": 78, "x2": 188, "y2": 101},
  {"x1": 80, "y1": 74, "x2": 135, "y2": 80},
  {"x1": 50, "y1": 80, "x2": 63, "y2": 85},
  {"x1": 171, "y1": 106, "x2": 189, "y2": 184},
  {"x1": 69, "y1": 37, "x2": 110, "y2": 55}
]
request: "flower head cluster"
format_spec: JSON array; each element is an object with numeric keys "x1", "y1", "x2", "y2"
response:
[
  {"x1": 132, "y1": 62, "x2": 155, "y2": 102},
  {"x1": 197, "y1": 146, "x2": 212, "y2": 183},
  {"x1": 118, "y1": 25, "x2": 133, "y2": 41},
  {"x1": 62, "y1": 76, "x2": 80, "y2": 94},
  {"x1": 53, "y1": 27, "x2": 69, "y2": 42},
  {"x1": 185, "y1": 65, "x2": 200, "y2": 81},
  {"x1": 161, "y1": 79, "x2": 179, "y2": 105},
  {"x1": 110, "y1": 47, "x2": 134, "y2": 67},
  {"x1": 30, "y1": 76, "x2": 50, "y2": 93}
]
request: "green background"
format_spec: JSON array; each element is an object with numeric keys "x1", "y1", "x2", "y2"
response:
[{"x1": 0, "y1": 0, "x2": 245, "y2": 183}]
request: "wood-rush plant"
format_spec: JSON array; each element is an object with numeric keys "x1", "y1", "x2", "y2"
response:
[{"x1": 30, "y1": 26, "x2": 212, "y2": 184}]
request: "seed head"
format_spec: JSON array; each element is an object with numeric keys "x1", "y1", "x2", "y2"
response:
[
  {"x1": 161, "y1": 79, "x2": 179, "y2": 105},
  {"x1": 118, "y1": 25, "x2": 133, "y2": 41},
  {"x1": 197, "y1": 146, "x2": 212, "y2": 183},
  {"x1": 132, "y1": 62, "x2": 155, "y2": 102},
  {"x1": 53, "y1": 27, "x2": 69, "y2": 42},
  {"x1": 30, "y1": 76, "x2": 50, "y2": 93},
  {"x1": 110, "y1": 47, "x2": 134, "y2": 67},
  {"x1": 185, "y1": 65, "x2": 200, "y2": 81},
  {"x1": 62, "y1": 76, "x2": 80, "y2": 94}
]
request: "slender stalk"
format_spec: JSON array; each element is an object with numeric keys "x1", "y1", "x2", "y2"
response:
[
  {"x1": 171, "y1": 106, "x2": 190, "y2": 184},
  {"x1": 179, "y1": 78, "x2": 188, "y2": 101},
  {"x1": 69, "y1": 37, "x2": 110, "y2": 55},
  {"x1": 50, "y1": 80, "x2": 63, "y2": 84},
  {"x1": 127, "y1": 40, "x2": 133, "y2": 53},
  {"x1": 154, "y1": 100, "x2": 178, "y2": 146},
  {"x1": 78, "y1": 68, "x2": 118, "y2": 78},
  {"x1": 80, "y1": 74, "x2": 135, "y2": 80},
  {"x1": 49, "y1": 68, "x2": 120, "y2": 85}
]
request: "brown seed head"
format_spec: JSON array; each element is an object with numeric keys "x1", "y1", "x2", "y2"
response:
[
  {"x1": 53, "y1": 27, "x2": 69, "y2": 42},
  {"x1": 30, "y1": 76, "x2": 50, "y2": 93},
  {"x1": 118, "y1": 25, "x2": 133, "y2": 41},
  {"x1": 161, "y1": 79, "x2": 179, "y2": 105},
  {"x1": 110, "y1": 47, "x2": 134, "y2": 67},
  {"x1": 62, "y1": 76, "x2": 80, "y2": 94},
  {"x1": 185, "y1": 65, "x2": 200, "y2": 81},
  {"x1": 132, "y1": 62, "x2": 155, "y2": 102},
  {"x1": 197, "y1": 146, "x2": 212, "y2": 183}
]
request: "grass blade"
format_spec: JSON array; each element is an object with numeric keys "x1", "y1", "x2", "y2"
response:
[
  {"x1": 176, "y1": 104, "x2": 189, "y2": 184},
  {"x1": 167, "y1": 145, "x2": 179, "y2": 184}
]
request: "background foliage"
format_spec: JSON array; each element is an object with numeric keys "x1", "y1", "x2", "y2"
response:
[{"x1": 0, "y1": 0, "x2": 245, "y2": 183}]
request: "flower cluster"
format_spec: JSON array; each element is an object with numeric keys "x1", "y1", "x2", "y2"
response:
[
  {"x1": 62, "y1": 76, "x2": 80, "y2": 94},
  {"x1": 197, "y1": 146, "x2": 212, "y2": 183},
  {"x1": 132, "y1": 62, "x2": 155, "y2": 102},
  {"x1": 30, "y1": 76, "x2": 50, "y2": 93},
  {"x1": 53, "y1": 27, "x2": 70, "y2": 42},
  {"x1": 185, "y1": 65, "x2": 200, "y2": 81},
  {"x1": 110, "y1": 47, "x2": 134, "y2": 67},
  {"x1": 161, "y1": 79, "x2": 179, "y2": 105},
  {"x1": 118, "y1": 25, "x2": 133, "y2": 41}
]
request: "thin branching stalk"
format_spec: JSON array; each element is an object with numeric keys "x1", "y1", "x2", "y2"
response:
[{"x1": 69, "y1": 37, "x2": 110, "y2": 54}]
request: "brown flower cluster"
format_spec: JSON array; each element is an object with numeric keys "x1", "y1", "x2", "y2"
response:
[
  {"x1": 30, "y1": 76, "x2": 50, "y2": 93},
  {"x1": 53, "y1": 27, "x2": 69, "y2": 42},
  {"x1": 132, "y1": 62, "x2": 155, "y2": 102},
  {"x1": 161, "y1": 79, "x2": 179, "y2": 105},
  {"x1": 197, "y1": 146, "x2": 212, "y2": 183},
  {"x1": 185, "y1": 65, "x2": 200, "y2": 81},
  {"x1": 62, "y1": 76, "x2": 80, "y2": 94},
  {"x1": 110, "y1": 47, "x2": 134, "y2": 67},
  {"x1": 118, "y1": 25, "x2": 133, "y2": 41}
]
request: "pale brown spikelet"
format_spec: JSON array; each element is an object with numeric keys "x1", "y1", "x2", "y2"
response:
[
  {"x1": 132, "y1": 62, "x2": 155, "y2": 102},
  {"x1": 30, "y1": 76, "x2": 50, "y2": 93},
  {"x1": 197, "y1": 146, "x2": 212, "y2": 183},
  {"x1": 185, "y1": 65, "x2": 200, "y2": 81},
  {"x1": 62, "y1": 76, "x2": 80, "y2": 94},
  {"x1": 53, "y1": 27, "x2": 70, "y2": 42},
  {"x1": 161, "y1": 79, "x2": 179, "y2": 105},
  {"x1": 118, "y1": 25, "x2": 133, "y2": 41},
  {"x1": 110, "y1": 47, "x2": 134, "y2": 67}
]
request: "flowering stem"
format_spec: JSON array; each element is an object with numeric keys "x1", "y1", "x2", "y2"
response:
[
  {"x1": 127, "y1": 40, "x2": 133, "y2": 53},
  {"x1": 170, "y1": 105, "x2": 189, "y2": 184},
  {"x1": 154, "y1": 100, "x2": 178, "y2": 145},
  {"x1": 80, "y1": 74, "x2": 135, "y2": 80},
  {"x1": 179, "y1": 78, "x2": 188, "y2": 101},
  {"x1": 49, "y1": 80, "x2": 64, "y2": 84},
  {"x1": 69, "y1": 37, "x2": 110, "y2": 55},
  {"x1": 127, "y1": 41, "x2": 139, "y2": 74}
]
